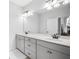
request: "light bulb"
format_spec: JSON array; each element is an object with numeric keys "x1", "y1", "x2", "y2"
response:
[
  {"x1": 51, "y1": 0, "x2": 57, "y2": 6},
  {"x1": 47, "y1": 6, "x2": 52, "y2": 10},
  {"x1": 44, "y1": 3, "x2": 50, "y2": 8},
  {"x1": 22, "y1": 13, "x2": 28, "y2": 17},
  {"x1": 28, "y1": 11, "x2": 33, "y2": 16},
  {"x1": 63, "y1": 0, "x2": 70, "y2": 5},
  {"x1": 54, "y1": 3, "x2": 60, "y2": 8}
]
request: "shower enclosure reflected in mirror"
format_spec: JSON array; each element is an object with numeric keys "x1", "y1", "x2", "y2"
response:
[{"x1": 58, "y1": 16, "x2": 70, "y2": 36}]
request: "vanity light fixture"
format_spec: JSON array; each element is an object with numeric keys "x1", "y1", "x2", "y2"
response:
[
  {"x1": 22, "y1": 12, "x2": 28, "y2": 17},
  {"x1": 53, "y1": 3, "x2": 60, "y2": 8},
  {"x1": 27, "y1": 11, "x2": 33, "y2": 16},
  {"x1": 20, "y1": 12, "x2": 27, "y2": 22},
  {"x1": 47, "y1": 6, "x2": 53, "y2": 10},
  {"x1": 63, "y1": 0, "x2": 70, "y2": 5},
  {"x1": 22, "y1": 10, "x2": 33, "y2": 17},
  {"x1": 20, "y1": 10, "x2": 33, "y2": 23},
  {"x1": 44, "y1": 0, "x2": 70, "y2": 10},
  {"x1": 44, "y1": 3, "x2": 50, "y2": 8},
  {"x1": 43, "y1": 0, "x2": 54, "y2": 10}
]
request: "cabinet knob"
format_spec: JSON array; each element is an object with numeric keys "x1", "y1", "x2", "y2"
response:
[
  {"x1": 50, "y1": 51, "x2": 52, "y2": 54},
  {"x1": 47, "y1": 51, "x2": 50, "y2": 53},
  {"x1": 47, "y1": 51, "x2": 52, "y2": 54}
]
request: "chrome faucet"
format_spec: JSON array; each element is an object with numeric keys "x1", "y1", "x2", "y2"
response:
[{"x1": 51, "y1": 33, "x2": 59, "y2": 39}]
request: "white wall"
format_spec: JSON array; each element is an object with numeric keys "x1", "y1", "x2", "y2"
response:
[
  {"x1": 39, "y1": 4, "x2": 70, "y2": 34},
  {"x1": 9, "y1": 2, "x2": 23, "y2": 51}
]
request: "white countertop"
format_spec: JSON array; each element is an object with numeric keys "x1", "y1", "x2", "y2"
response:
[{"x1": 17, "y1": 33, "x2": 70, "y2": 47}]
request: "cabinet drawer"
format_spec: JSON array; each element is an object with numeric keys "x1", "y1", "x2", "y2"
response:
[
  {"x1": 25, "y1": 48, "x2": 36, "y2": 59},
  {"x1": 25, "y1": 37, "x2": 36, "y2": 44},
  {"x1": 50, "y1": 49, "x2": 70, "y2": 59},
  {"x1": 25, "y1": 41, "x2": 36, "y2": 52},
  {"x1": 37, "y1": 40, "x2": 70, "y2": 55},
  {"x1": 16, "y1": 35, "x2": 25, "y2": 53}
]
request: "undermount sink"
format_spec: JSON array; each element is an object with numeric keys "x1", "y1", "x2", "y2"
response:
[
  {"x1": 58, "y1": 38, "x2": 70, "y2": 43},
  {"x1": 45, "y1": 36, "x2": 70, "y2": 42}
]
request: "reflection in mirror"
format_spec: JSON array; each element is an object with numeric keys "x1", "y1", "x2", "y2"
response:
[
  {"x1": 47, "y1": 17, "x2": 58, "y2": 35},
  {"x1": 58, "y1": 16, "x2": 70, "y2": 36}
]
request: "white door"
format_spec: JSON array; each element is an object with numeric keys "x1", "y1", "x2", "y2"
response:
[
  {"x1": 16, "y1": 35, "x2": 25, "y2": 53},
  {"x1": 49, "y1": 49, "x2": 70, "y2": 59},
  {"x1": 37, "y1": 45, "x2": 49, "y2": 59}
]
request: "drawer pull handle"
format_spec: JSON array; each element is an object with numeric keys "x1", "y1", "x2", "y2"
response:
[
  {"x1": 28, "y1": 39, "x2": 30, "y2": 41},
  {"x1": 47, "y1": 51, "x2": 50, "y2": 53},
  {"x1": 28, "y1": 44, "x2": 31, "y2": 47},
  {"x1": 47, "y1": 51, "x2": 52, "y2": 54},
  {"x1": 28, "y1": 52, "x2": 31, "y2": 55},
  {"x1": 50, "y1": 51, "x2": 52, "y2": 54}
]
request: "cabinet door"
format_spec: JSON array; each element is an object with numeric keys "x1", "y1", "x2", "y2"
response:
[
  {"x1": 25, "y1": 40, "x2": 36, "y2": 52},
  {"x1": 49, "y1": 49, "x2": 70, "y2": 59},
  {"x1": 16, "y1": 35, "x2": 25, "y2": 53},
  {"x1": 25, "y1": 48, "x2": 36, "y2": 59},
  {"x1": 37, "y1": 45, "x2": 49, "y2": 59},
  {"x1": 25, "y1": 38, "x2": 36, "y2": 59}
]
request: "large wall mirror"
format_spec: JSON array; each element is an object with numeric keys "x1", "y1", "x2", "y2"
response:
[{"x1": 46, "y1": 16, "x2": 70, "y2": 36}]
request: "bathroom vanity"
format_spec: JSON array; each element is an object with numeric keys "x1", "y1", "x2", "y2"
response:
[{"x1": 16, "y1": 33, "x2": 70, "y2": 59}]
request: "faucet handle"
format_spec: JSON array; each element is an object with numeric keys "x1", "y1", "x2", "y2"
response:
[{"x1": 52, "y1": 33, "x2": 59, "y2": 39}]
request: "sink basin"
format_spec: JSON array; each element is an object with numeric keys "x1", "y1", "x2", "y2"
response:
[
  {"x1": 45, "y1": 36, "x2": 70, "y2": 43},
  {"x1": 58, "y1": 38, "x2": 70, "y2": 43}
]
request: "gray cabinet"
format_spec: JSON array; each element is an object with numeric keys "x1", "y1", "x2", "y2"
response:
[
  {"x1": 37, "y1": 40, "x2": 70, "y2": 59},
  {"x1": 16, "y1": 34, "x2": 70, "y2": 59},
  {"x1": 16, "y1": 35, "x2": 37, "y2": 59},
  {"x1": 37, "y1": 45, "x2": 49, "y2": 59},
  {"x1": 49, "y1": 49, "x2": 70, "y2": 59},
  {"x1": 25, "y1": 37, "x2": 36, "y2": 59},
  {"x1": 16, "y1": 35, "x2": 25, "y2": 53}
]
